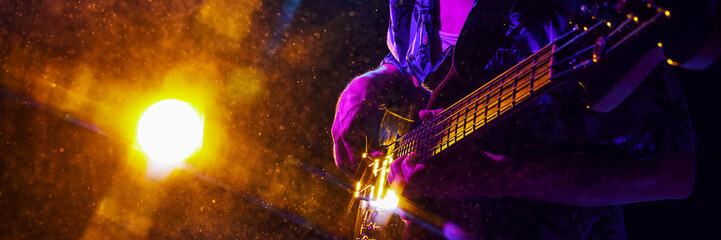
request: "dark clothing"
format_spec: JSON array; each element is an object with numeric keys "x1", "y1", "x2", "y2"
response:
[{"x1": 381, "y1": 0, "x2": 696, "y2": 239}]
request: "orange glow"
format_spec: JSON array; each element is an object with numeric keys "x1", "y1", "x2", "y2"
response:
[
  {"x1": 197, "y1": 0, "x2": 261, "y2": 40},
  {"x1": 227, "y1": 67, "x2": 264, "y2": 102},
  {"x1": 0, "y1": 0, "x2": 390, "y2": 238}
]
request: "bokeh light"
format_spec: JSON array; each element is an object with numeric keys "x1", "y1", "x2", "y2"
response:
[{"x1": 137, "y1": 99, "x2": 204, "y2": 166}]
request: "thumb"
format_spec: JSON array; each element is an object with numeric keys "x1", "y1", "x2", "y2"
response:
[{"x1": 419, "y1": 108, "x2": 444, "y2": 121}]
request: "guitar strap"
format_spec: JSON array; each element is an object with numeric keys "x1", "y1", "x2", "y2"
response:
[
  {"x1": 427, "y1": 0, "x2": 519, "y2": 110},
  {"x1": 453, "y1": 0, "x2": 516, "y2": 78}
]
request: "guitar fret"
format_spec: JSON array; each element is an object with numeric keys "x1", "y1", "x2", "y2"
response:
[
  {"x1": 444, "y1": 111, "x2": 452, "y2": 147},
  {"x1": 497, "y1": 74, "x2": 505, "y2": 117},
  {"x1": 459, "y1": 104, "x2": 468, "y2": 139},
  {"x1": 442, "y1": 114, "x2": 449, "y2": 150},
  {"x1": 454, "y1": 104, "x2": 462, "y2": 140},
  {"x1": 446, "y1": 107, "x2": 458, "y2": 146},
  {"x1": 455, "y1": 111, "x2": 463, "y2": 136},
  {"x1": 476, "y1": 102, "x2": 487, "y2": 128},
  {"x1": 530, "y1": 55, "x2": 537, "y2": 95},
  {"x1": 484, "y1": 80, "x2": 492, "y2": 125},
  {"x1": 534, "y1": 69, "x2": 551, "y2": 92},
  {"x1": 408, "y1": 136, "x2": 414, "y2": 154},
  {"x1": 487, "y1": 82, "x2": 500, "y2": 121},
  {"x1": 433, "y1": 119, "x2": 440, "y2": 154},
  {"x1": 457, "y1": 107, "x2": 466, "y2": 141},
  {"x1": 512, "y1": 65, "x2": 519, "y2": 112},
  {"x1": 402, "y1": 139, "x2": 408, "y2": 155},
  {"x1": 465, "y1": 97, "x2": 476, "y2": 134},
  {"x1": 500, "y1": 73, "x2": 515, "y2": 114},
  {"x1": 409, "y1": 136, "x2": 415, "y2": 154}
]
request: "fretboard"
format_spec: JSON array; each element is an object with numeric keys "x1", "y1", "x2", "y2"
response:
[{"x1": 393, "y1": 43, "x2": 557, "y2": 163}]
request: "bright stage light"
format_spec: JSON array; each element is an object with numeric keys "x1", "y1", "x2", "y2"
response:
[
  {"x1": 137, "y1": 99, "x2": 203, "y2": 166},
  {"x1": 373, "y1": 190, "x2": 400, "y2": 210}
]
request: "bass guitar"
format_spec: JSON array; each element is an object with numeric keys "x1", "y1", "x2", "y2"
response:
[{"x1": 351, "y1": 0, "x2": 720, "y2": 239}]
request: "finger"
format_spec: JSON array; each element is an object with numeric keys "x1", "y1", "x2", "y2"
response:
[
  {"x1": 401, "y1": 152, "x2": 419, "y2": 181},
  {"x1": 389, "y1": 154, "x2": 407, "y2": 185},
  {"x1": 389, "y1": 155, "x2": 410, "y2": 194},
  {"x1": 419, "y1": 108, "x2": 444, "y2": 121},
  {"x1": 401, "y1": 153, "x2": 435, "y2": 186},
  {"x1": 419, "y1": 110, "x2": 433, "y2": 121}
]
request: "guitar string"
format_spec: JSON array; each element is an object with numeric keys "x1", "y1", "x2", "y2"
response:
[
  {"x1": 418, "y1": 68, "x2": 552, "y2": 162},
  {"x1": 395, "y1": 60, "x2": 552, "y2": 160},
  {"x1": 396, "y1": 19, "x2": 637, "y2": 159},
  {"x1": 404, "y1": 54, "x2": 551, "y2": 142},
  {"x1": 393, "y1": 56, "x2": 554, "y2": 160},
  {"x1": 420, "y1": 44, "x2": 554, "y2": 125},
  {"x1": 398, "y1": 48, "x2": 554, "y2": 150},
  {"x1": 408, "y1": 19, "x2": 636, "y2": 160}
]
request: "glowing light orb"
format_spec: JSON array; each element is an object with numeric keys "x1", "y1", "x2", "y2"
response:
[{"x1": 137, "y1": 99, "x2": 203, "y2": 165}]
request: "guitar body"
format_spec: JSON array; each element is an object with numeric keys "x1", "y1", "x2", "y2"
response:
[{"x1": 374, "y1": 103, "x2": 494, "y2": 240}]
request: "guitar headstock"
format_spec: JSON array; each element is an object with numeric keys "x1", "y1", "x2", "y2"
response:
[
  {"x1": 557, "y1": 0, "x2": 720, "y2": 73},
  {"x1": 554, "y1": 0, "x2": 671, "y2": 76},
  {"x1": 550, "y1": 0, "x2": 720, "y2": 112}
]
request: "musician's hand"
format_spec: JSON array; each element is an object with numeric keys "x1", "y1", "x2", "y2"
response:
[
  {"x1": 388, "y1": 109, "x2": 513, "y2": 198},
  {"x1": 331, "y1": 64, "x2": 429, "y2": 176}
]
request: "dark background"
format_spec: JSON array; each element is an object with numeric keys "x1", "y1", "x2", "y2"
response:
[{"x1": 0, "y1": 0, "x2": 718, "y2": 239}]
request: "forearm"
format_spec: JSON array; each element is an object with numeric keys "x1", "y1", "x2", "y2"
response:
[{"x1": 495, "y1": 147, "x2": 695, "y2": 206}]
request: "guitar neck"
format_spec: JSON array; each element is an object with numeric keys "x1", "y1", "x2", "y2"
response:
[{"x1": 392, "y1": 43, "x2": 557, "y2": 163}]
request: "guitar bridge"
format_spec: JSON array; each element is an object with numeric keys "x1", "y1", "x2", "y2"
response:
[{"x1": 352, "y1": 153, "x2": 400, "y2": 239}]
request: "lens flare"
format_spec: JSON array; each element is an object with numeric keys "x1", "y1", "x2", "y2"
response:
[{"x1": 137, "y1": 99, "x2": 204, "y2": 166}]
